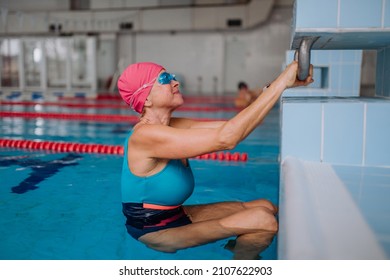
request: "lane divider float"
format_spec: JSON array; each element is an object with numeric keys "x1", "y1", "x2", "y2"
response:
[
  {"x1": 0, "y1": 111, "x2": 138, "y2": 123},
  {"x1": 0, "y1": 101, "x2": 239, "y2": 112},
  {"x1": 0, "y1": 138, "x2": 124, "y2": 155},
  {"x1": 96, "y1": 94, "x2": 236, "y2": 104},
  {"x1": 0, "y1": 138, "x2": 248, "y2": 161},
  {"x1": 0, "y1": 111, "x2": 227, "y2": 123},
  {"x1": 194, "y1": 152, "x2": 247, "y2": 161}
]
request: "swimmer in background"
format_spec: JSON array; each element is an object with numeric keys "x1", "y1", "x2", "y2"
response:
[
  {"x1": 234, "y1": 81, "x2": 263, "y2": 109},
  {"x1": 118, "y1": 61, "x2": 313, "y2": 259}
]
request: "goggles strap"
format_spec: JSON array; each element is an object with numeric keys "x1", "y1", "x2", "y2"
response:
[{"x1": 129, "y1": 77, "x2": 156, "y2": 110}]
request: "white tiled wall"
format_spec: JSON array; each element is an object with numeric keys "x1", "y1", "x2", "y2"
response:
[
  {"x1": 290, "y1": 0, "x2": 390, "y2": 99},
  {"x1": 295, "y1": 0, "x2": 390, "y2": 29},
  {"x1": 280, "y1": 102, "x2": 322, "y2": 161},
  {"x1": 283, "y1": 50, "x2": 363, "y2": 97},
  {"x1": 280, "y1": 97, "x2": 390, "y2": 167},
  {"x1": 279, "y1": 0, "x2": 390, "y2": 261},
  {"x1": 365, "y1": 103, "x2": 390, "y2": 165}
]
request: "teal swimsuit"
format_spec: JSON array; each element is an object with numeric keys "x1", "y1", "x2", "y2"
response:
[{"x1": 121, "y1": 130, "x2": 195, "y2": 239}]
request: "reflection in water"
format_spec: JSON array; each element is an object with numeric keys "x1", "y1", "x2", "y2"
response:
[{"x1": 0, "y1": 153, "x2": 82, "y2": 194}]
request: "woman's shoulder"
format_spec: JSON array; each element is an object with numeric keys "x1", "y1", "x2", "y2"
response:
[{"x1": 130, "y1": 123, "x2": 172, "y2": 145}]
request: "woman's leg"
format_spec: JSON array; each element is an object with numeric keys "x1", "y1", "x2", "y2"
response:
[
  {"x1": 220, "y1": 206, "x2": 278, "y2": 259},
  {"x1": 184, "y1": 199, "x2": 277, "y2": 223},
  {"x1": 138, "y1": 205, "x2": 278, "y2": 259}
]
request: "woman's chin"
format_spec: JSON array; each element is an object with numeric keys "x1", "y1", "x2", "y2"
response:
[{"x1": 174, "y1": 93, "x2": 184, "y2": 105}]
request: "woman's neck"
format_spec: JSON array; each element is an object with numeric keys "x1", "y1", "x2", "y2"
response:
[{"x1": 139, "y1": 109, "x2": 172, "y2": 126}]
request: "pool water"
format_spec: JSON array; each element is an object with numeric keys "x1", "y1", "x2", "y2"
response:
[{"x1": 0, "y1": 97, "x2": 280, "y2": 260}]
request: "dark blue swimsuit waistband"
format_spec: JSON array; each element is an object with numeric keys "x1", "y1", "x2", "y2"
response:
[
  {"x1": 122, "y1": 202, "x2": 192, "y2": 240},
  {"x1": 122, "y1": 202, "x2": 188, "y2": 229}
]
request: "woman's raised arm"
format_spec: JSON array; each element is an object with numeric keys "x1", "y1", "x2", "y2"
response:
[{"x1": 131, "y1": 61, "x2": 313, "y2": 160}]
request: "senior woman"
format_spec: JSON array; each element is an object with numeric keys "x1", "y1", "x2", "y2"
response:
[{"x1": 118, "y1": 61, "x2": 313, "y2": 259}]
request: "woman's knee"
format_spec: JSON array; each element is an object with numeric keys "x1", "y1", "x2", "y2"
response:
[
  {"x1": 220, "y1": 206, "x2": 278, "y2": 233},
  {"x1": 251, "y1": 207, "x2": 278, "y2": 233},
  {"x1": 243, "y1": 199, "x2": 278, "y2": 214}
]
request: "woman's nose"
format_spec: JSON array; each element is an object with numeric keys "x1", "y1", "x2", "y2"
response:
[{"x1": 172, "y1": 79, "x2": 180, "y2": 87}]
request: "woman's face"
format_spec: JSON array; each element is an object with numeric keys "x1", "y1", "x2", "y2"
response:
[{"x1": 148, "y1": 70, "x2": 184, "y2": 110}]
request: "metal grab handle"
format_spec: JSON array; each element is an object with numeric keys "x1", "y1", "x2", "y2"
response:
[{"x1": 295, "y1": 37, "x2": 319, "y2": 81}]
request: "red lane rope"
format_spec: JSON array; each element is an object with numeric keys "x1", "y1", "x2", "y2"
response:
[
  {"x1": 52, "y1": 93, "x2": 235, "y2": 104},
  {"x1": 0, "y1": 111, "x2": 138, "y2": 122},
  {"x1": 1, "y1": 101, "x2": 125, "y2": 109},
  {"x1": 0, "y1": 111, "x2": 227, "y2": 122},
  {"x1": 193, "y1": 151, "x2": 248, "y2": 162},
  {"x1": 0, "y1": 138, "x2": 248, "y2": 161},
  {"x1": 0, "y1": 138, "x2": 124, "y2": 155},
  {"x1": 0, "y1": 101, "x2": 238, "y2": 112},
  {"x1": 71, "y1": 94, "x2": 236, "y2": 104}
]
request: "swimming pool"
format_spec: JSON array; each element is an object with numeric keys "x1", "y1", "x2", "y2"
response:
[{"x1": 0, "y1": 96, "x2": 280, "y2": 260}]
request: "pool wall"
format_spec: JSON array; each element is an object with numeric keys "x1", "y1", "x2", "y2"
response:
[
  {"x1": 278, "y1": 97, "x2": 390, "y2": 259},
  {"x1": 278, "y1": 0, "x2": 390, "y2": 259}
]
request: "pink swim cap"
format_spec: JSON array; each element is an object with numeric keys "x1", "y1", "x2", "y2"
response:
[{"x1": 117, "y1": 62, "x2": 164, "y2": 113}]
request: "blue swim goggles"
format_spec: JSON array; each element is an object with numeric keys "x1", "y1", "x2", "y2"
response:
[
  {"x1": 158, "y1": 72, "x2": 177, "y2": 85},
  {"x1": 132, "y1": 72, "x2": 177, "y2": 98}
]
